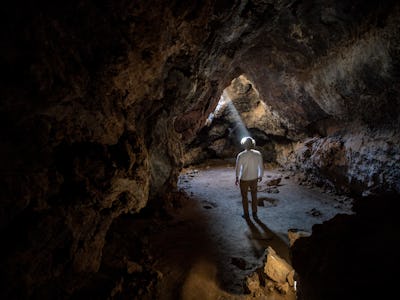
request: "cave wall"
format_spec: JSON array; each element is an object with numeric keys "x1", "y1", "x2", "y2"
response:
[
  {"x1": 1, "y1": 0, "x2": 400, "y2": 298},
  {"x1": 239, "y1": 0, "x2": 400, "y2": 131},
  {"x1": 287, "y1": 127, "x2": 400, "y2": 195},
  {"x1": 291, "y1": 192, "x2": 400, "y2": 300},
  {"x1": 0, "y1": 0, "x2": 237, "y2": 297}
]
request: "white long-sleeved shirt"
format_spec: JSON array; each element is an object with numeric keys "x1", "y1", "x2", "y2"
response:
[{"x1": 235, "y1": 149, "x2": 264, "y2": 180}]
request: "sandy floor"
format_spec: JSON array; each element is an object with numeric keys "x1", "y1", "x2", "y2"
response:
[{"x1": 146, "y1": 160, "x2": 353, "y2": 300}]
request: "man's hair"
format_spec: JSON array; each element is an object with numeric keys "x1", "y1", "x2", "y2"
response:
[{"x1": 241, "y1": 136, "x2": 256, "y2": 149}]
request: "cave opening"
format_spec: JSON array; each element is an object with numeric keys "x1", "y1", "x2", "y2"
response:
[
  {"x1": 205, "y1": 85, "x2": 250, "y2": 144},
  {"x1": 185, "y1": 74, "x2": 296, "y2": 168}
]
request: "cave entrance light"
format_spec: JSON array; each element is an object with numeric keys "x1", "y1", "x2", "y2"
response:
[{"x1": 206, "y1": 89, "x2": 250, "y2": 143}]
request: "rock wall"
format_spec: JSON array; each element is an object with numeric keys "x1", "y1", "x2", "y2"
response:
[
  {"x1": 291, "y1": 192, "x2": 400, "y2": 300},
  {"x1": 0, "y1": 0, "x2": 234, "y2": 297},
  {"x1": 288, "y1": 126, "x2": 400, "y2": 195}
]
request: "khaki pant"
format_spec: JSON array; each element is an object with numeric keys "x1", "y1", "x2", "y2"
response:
[{"x1": 239, "y1": 179, "x2": 258, "y2": 216}]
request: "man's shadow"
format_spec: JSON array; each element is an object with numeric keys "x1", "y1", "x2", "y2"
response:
[{"x1": 244, "y1": 216, "x2": 291, "y2": 263}]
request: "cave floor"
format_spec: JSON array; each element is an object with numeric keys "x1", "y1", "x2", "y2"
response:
[{"x1": 119, "y1": 159, "x2": 353, "y2": 300}]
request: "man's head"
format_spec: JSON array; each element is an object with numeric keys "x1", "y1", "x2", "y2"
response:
[{"x1": 241, "y1": 136, "x2": 256, "y2": 150}]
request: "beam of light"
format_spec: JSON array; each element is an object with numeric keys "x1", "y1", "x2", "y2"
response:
[
  {"x1": 206, "y1": 90, "x2": 250, "y2": 143},
  {"x1": 225, "y1": 99, "x2": 250, "y2": 143}
]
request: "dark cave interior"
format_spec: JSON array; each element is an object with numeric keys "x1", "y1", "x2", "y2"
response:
[{"x1": 1, "y1": 0, "x2": 399, "y2": 299}]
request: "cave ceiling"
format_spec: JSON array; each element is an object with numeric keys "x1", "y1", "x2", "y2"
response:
[{"x1": 2, "y1": 1, "x2": 399, "y2": 145}]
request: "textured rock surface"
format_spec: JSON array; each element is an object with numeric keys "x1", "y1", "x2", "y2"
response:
[
  {"x1": 245, "y1": 246, "x2": 296, "y2": 298},
  {"x1": 291, "y1": 193, "x2": 400, "y2": 300},
  {"x1": 0, "y1": 0, "x2": 399, "y2": 298},
  {"x1": 289, "y1": 126, "x2": 400, "y2": 194}
]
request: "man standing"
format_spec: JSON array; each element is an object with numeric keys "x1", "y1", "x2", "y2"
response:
[{"x1": 235, "y1": 136, "x2": 264, "y2": 219}]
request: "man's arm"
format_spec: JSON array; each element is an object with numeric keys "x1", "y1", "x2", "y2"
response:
[
  {"x1": 258, "y1": 154, "x2": 264, "y2": 182},
  {"x1": 235, "y1": 154, "x2": 241, "y2": 185}
]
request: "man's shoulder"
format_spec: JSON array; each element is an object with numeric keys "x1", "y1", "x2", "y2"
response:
[{"x1": 250, "y1": 149, "x2": 262, "y2": 155}]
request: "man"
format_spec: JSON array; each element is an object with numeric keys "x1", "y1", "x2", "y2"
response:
[{"x1": 235, "y1": 136, "x2": 264, "y2": 219}]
